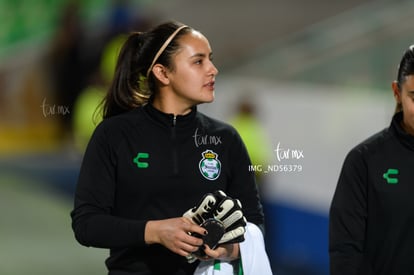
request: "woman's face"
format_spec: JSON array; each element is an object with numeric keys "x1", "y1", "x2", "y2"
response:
[
  {"x1": 394, "y1": 75, "x2": 414, "y2": 136},
  {"x1": 165, "y1": 31, "x2": 218, "y2": 108}
]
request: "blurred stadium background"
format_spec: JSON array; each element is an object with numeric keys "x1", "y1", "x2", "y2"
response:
[{"x1": 1, "y1": 0, "x2": 412, "y2": 274}]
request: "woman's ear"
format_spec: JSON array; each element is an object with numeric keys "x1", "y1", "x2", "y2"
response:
[
  {"x1": 151, "y1": 64, "x2": 170, "y2": 85},
  {"x1": 392, "y1": 81, "x2": 401, "y2": 104}
]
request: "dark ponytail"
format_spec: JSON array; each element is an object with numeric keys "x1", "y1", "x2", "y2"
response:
[
  {"x1": 395, "y1": 45, "x2": 414, "y2": 113},
  {"x1": 101, "y1": 21, "x2": 191, "y2": 119}
]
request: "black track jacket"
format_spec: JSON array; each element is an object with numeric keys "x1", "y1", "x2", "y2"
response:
[
  {"x1": 329, "y1": 112, "x2": 414, "y2": 275},
  {"x1": 71, "y1": 103, "x2": 264, "y2": 275}
]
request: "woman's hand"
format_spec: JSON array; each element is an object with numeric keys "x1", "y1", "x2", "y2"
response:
[
  {"x1": 144, "y1": 217, "x2": 206, "y2": 257},
  {"x1": 199, "y1": 243, "x2": 240, "y2": 262}
]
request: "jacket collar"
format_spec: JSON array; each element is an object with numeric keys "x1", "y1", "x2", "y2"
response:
[
  {"x1": 391, "y1": 111, "x2": 414, "y2": 151},
  {"x1": 143, "y1": 103, "x2": 197, "y2": 128}
]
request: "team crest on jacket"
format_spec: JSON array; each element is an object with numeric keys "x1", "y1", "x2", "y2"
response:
[{"x1": 199, "y1": 150, "x2": 221, "y2": 180}]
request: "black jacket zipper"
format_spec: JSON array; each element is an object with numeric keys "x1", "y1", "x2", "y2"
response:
[{"x1": 172, "y1": 116, "x2": 178, "y2": 175}]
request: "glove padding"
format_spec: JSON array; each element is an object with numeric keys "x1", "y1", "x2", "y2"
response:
[{"x1": 183, "y1": 190, "x2": 247, "y2": 258}]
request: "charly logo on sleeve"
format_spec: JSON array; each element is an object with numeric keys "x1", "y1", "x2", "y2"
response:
[
  {"x1": 199, "y1": 150, "x2": 221, "y2": 180},
  {"x1": 133, "y1": 152, "x2": 149, "y2": 168},
  {"x1": 383, "y1": 168, "x2": 399, "y2": 184}
]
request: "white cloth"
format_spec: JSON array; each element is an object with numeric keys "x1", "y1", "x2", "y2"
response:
[
  {"x1": 194, "y1": 222, "x2": 273, "y2": 275},
  {"x1": 194, "y1": 260, "x2": 234, "y2": 275}
]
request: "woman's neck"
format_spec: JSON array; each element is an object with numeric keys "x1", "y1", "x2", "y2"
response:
[{"x1": 151, "y1": 97, "x2": 193, "y2": 116}]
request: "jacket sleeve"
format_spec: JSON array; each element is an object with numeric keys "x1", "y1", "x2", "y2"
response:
[
  {"x1": 70, "y1": 121, "x2": 147, "y2": 248},
  {"x1": 329, "y1": 147, "x2": 368, "y2": 275},
  {"x1": 225, "y1": 128, "x2": 265, "y2": 230}
]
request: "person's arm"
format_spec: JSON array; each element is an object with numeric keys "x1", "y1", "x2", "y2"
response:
[
  {"x1": 71, "y1": 122, "x2": 147, "y2": 248},
  {"x1": 329, "y1": 148, "x2": 368, "y2": 275},
  {"x1": 226, "y1": 128, "x2": 265, "y2": 229}
]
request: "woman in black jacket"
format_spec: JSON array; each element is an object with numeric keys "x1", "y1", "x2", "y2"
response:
[
  {"x1": 329, "y1": 45, "x2": 414, "y2": 275},
  {"x1": 70, "y1": 21, "x2": 264, "y2": 275}
]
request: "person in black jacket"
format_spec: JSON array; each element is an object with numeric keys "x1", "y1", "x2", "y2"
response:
[
  {"x1": 329, "y1": 45, "x2": 414, "y2": 275},
  {"x1": 70, "y1": 21, "x2": 265, "y2": 274}
]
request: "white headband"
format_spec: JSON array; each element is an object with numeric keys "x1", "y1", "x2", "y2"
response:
[{"x1": 146, "y1": 25, "x2": 188, "y2": 78}]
